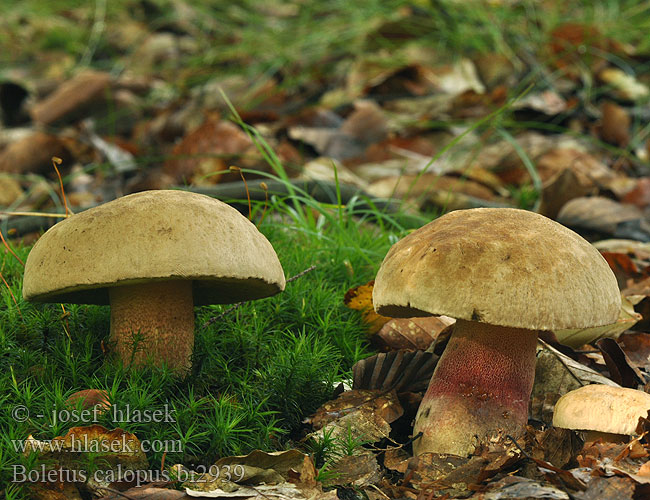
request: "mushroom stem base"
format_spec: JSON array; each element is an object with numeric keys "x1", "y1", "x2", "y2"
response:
[
  {"x1": 413, "y1": 319, "x2": 538, "y2": 456},
  {"x1": 109, "y1": 281, "x2": 194, "y2": 374}
]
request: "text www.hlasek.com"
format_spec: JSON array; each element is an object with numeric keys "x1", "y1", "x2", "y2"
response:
[{"x1": 13, "y1": 433, "x2": 182, "y2": 454}]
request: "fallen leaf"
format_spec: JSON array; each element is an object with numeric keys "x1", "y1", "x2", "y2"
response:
[
  {"x1": 289, "y1": 101, "x2": 388, "y2": 161},
  {"x1": 596, "y1": 338, "x2": 646, "y2": 387},
  {"x1": 623, "y1": 178, "x2": 650, "y2": 209},
  {"x1": 578, "y1": 475, "x2": 638, "y2": 500},
  {"x1": 598, "y1": 101, "x2": 631, "y2": 147},
  {"x1": 0, "y1": 132, "x2": 72, "y2": 175},
  {"x1": 163, "y1": 115, "x2": 258, "y2": 183},
  {"x1": 352, "y1": 350, "x2": 438, "y2": 393},
  {"x1": 557, "y1": 197, "x2": 650, "y2": 241},
  {"x1": 599, "y1": 67, "x2": 650, "y2": 101},
  {"x1": 324, "y1": 452, "x2": 381, "y2": 488},
  {"x1": 601, "y1": 252, "x2": 642, "y2": 289},
  {"x1": 367, "y1": 173, "x2": 500, "y2": 206},
  {"x1": 480, "y1": 476, "x2": 571, "y2": 500},
  {"x1": 539, "y1": 166, "x2": 594, "y2": 219},
  {"x1": 618, "y1": 332, "x2": 650, "y2": 372},
  {"x1": 301, "y1": 158, "x2": 369, "y2": 190},
  {"x1": 530, "y1": 340, "x2": 620, "y2": 425},
  {"x1": 30, "y1": 70, "x2": 112, "y2": 125},
  {"x1": 595, "y1": 240, "x2": 650, "y2": 262},
  {"x1": 343, "y1": 281, "x2": 391, "y2": 334},
  {"x1": 512, "y1": 90, "x2": 567, "y2": 115},
  {"x1": 65, "y1": 389, "x2": 110, "y2": 414},
  {"x1": 306, "y1": 389, "x2": 403, "y2": 432},
  {"x1": 549, "y1": 23, "x2": 622, "y2": 76},
  {"x1": 383, "y1": 447, "x2": 410, "y2": 473},
  {"x1": 533, "y1": 426, "x2": 583, "y2": 469},
  {"x1": 103, "y1": 486, "x2": 189, "y2": 499},
  {"x1": 554, "y1": 295, "x2": 641, "y2": 348},
  {"x1": 374, "y1": 316, "x2": 454, "y2": 351}
]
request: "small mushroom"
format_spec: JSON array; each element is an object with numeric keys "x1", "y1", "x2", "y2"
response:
[
  {"x1": 373, "y1": 208, "x2": 620, "y2": 456},
  {"x1": 553, "y1": 384, "x2": 650, "y2": 443},
  {"x1": 23, "y1": 190, "x2": 285, "y2": 373}
]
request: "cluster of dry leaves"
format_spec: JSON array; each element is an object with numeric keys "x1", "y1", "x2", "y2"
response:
[{"x1": 3, "y1": 3, "x2": 650, "y2": 499}]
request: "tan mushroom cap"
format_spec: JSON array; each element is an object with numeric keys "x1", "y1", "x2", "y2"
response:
[
  {"x1": 553, "y1": 384, "x2": 650, "y2": 435},
  {"x1": 23, "y1": 190, "x2": 286, "y2": 304},
  {"x1": 373, "y1": 208, "x2": 620, "y2": 331}
]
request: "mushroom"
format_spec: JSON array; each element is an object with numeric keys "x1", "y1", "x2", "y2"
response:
[
  {"x1": 373, "y1": 208, "x2": 620, "y2": 456},
  {"x1": 23, "y1": 190, "x2": 285, "y2": 373},
  {"x1": 553, "y1": 384, "x2": 650, "y2": 443}
]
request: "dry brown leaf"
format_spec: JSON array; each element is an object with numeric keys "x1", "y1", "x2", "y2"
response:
[
  {"x1": 24, "y1": 425, "x2": 148, "y2": 470},
  {"x1": 618, "y1": 332, "x2": 650, "y2": 372},
  {"x1": 340, "y1": 100, "x2": 389, "y2": 146},
  {"x1": 366, "y1": 173, "x2": 500, "y2": 206},
  {"x1": 623, "y1": 178, "x2": 650, "y2": 209},
  {"x1": 579, "y1": 475, "x2": 638, "y2": 500},
  {"x1": 343, "y1": 281, "x2": 391, "y2": 334},
  {"x1": 535, "y1": 148, "x2": 614, "y2": 186},
  {"x1": 512, "y1": 89, "x2": 567, "y2": 115},
  {"x1": 554, "y1": 295, "x2": 641, "y2": 349},
  {"x1": 352, "y1": 350, "x2": 438, "y2": 393},
  {"x1": 530, "y1": 340, "x2": 619, "y2": 425},
  {"x1": 556, "y1": 196, "x2": 643, "y2": 236},
  {"x1": 596, "y1": 337, "x2": 646, "y2": 387},
  {"x1": 533, "y1": 427, "x2": 583, "y2": 469},
  {"x1": 306, "y1": 389, "x2": 403, "y2": 431},
  {"x1": 549, "y1": 23, "x2": 622, "y2": 76},
  {"x1": 324, "y1": 452, "x2": 381, "y2": 488},
  {"x1": 599, "y1": 101, "x2": 631, "y2": 147},
  {"x1": 539, "y1": 166, "x2": 594, "y2": 219},
  {"x1": 383, "y1": 447, "x2": 410, "y2": 474},
  {"x1": 594, "y1": 240, "x2": 650, "y2": 262},
  {"x1": 65, "y1": 389, "x2": 110, "y2": 414},
  {"x1": 163, "y1": 115, "x2": 258, "y2": 183},
  {"x1": 374, "y1": 316, "x2": 454, "y2": 351},
  {"x1": 27, "y1": 481, "x2": 84, "y2": 500},
  {"x1": 599, "y1": 68, "x2": 650, "y2": 101},
  {"x1": 479, "y1": 476, "x2": 571, "y2": 500},
  {"x1": 31, "y1": 70, "x2": 112, "y2": 125},
  {"x1": 0, "y1": 132, "x2": 72, "y2": 175},
  {"x1": 103, "y1": 487, "x2": 188, "y2": 499},
  {"x1": 601, "y1": 252, "x2": 642, "y2": 289}
]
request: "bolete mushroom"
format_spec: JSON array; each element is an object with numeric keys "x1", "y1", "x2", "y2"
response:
[
  {"x1": 553, "y1": 384, "x2": 650, "y2": 443},
  {"x1": 23, "y1": 190, "x2": 285, "y2": 373},
  {"x1": 373, "y1": 208, "x2": 620, "y2": 456}
]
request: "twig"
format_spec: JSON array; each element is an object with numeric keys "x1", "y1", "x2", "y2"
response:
[
  {"x1": 201, "y1": 265, "x2": 317, "y2": 329},
  {"x1": 0, "y1": 271, "x2": 22, "y2": 319},
  {"x1": 0, "y1": 229, "x2": 24, "y2": 266},
  {"x1": 95, "y1": 486, "x2": 137, "y2": 499},
  {"x1": 0, "y1": 211, "x2": 68, "y2": 218},
  {"x1": 287, "y1": 265, "x2": 317, "y2": 283}
]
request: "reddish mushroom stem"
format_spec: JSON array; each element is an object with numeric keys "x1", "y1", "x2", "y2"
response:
[
  {"x1": 108, "y1": 281, "x2": 194, "y2": 373},
  {"x1": 413, "y1": 319, "x2": 538, "y2": 456}
]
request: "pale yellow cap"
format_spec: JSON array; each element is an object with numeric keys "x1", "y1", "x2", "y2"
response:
[
  {"x1": 23, "y1": 190, "x2": 285, "y2": 305},
  {"x1": 553, "y1": 384, "x2": 650, "y2": 435},
  {"x1": 373, "y1": 208, "x2": 620, "y2": 330}
]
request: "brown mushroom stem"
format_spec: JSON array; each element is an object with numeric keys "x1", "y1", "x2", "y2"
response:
[
  {"x1": 413, "y1": 319, "x2": 538, "y2": 456},
  {"x1": 109, "y1": 281, "x2": 194, "y2": 373}
]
